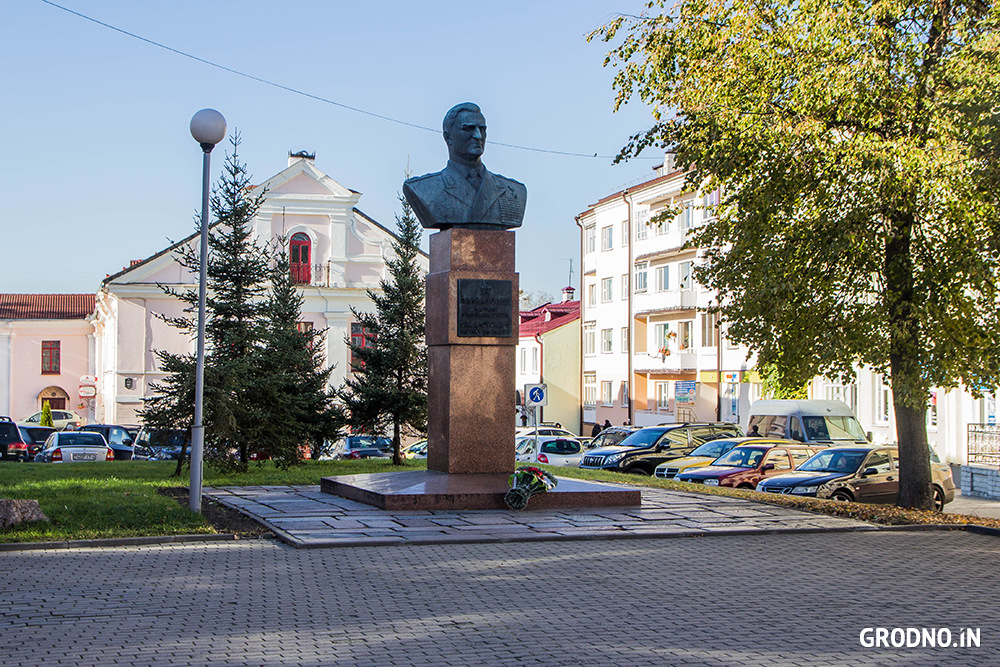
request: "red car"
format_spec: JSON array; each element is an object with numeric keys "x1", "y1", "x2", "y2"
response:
[{"x1": 675, "y1": 441, "x2": 825, "y2": 489}]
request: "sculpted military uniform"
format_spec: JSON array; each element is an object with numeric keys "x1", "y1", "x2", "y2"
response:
[{"x1": 404, "y1": 160, "x2": 527, "y2": 230}]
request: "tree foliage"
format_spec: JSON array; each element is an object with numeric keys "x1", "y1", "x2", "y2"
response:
[
  {"x1": 40, "y1": 403, "x2": 53, "y2": 428},
  {"x1": 592, "y1": 0, "x2": 1000, "y2": 508},
  {"x1": 339, "y1": 190, "x2": 427, "y2": 464},
  {"x1": 141, "y1": 134, "x2": 338, "y2": 473}
]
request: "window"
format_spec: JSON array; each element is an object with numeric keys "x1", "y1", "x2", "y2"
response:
[
  {"x1": 296, "y1": 321, "x2": 314, "y2": 334},
  {"x1": 680, "y1": 202, "x2": 694, "y2": 229},
  {"x1": 654, "y1": 323, "x2": 672, "y2": 351},
  {"x1": 587, "y1": 284, "x2": 596, "y2": 307},
  {"x1": 531, "y1": 348, "x2": 539, "y2": 374},
  {"x1": 41, "y1": 341, "x2": 60, "y2": 374},
  {"x1": 601, "y1": 328, "x2": 613, "y2": 353},
  {"x1": 655, "y1": 208, "x2": 669, "y2": 236},
  {"x1": 583, "y1": 374, "x2": 597, "y2": 407},
  {"x1": 290, "y1": 232, "x2": 312, "y2": 284},
  {"x1": 584, "y1": 326, "x2": 596, "y2": 355},
  {"x1": 520, "y1": 348, "x2": 528, "y2": 373},
  {"x1": 764, "y1": 449, "x2": 793, "y2": 470},
  {"x1": 656, "y1": 382, "x2": 670, "y2": 410},
  {"x1": 824, "y1": 382, "x2": 858, "y2": 414},
  {"x1": 621, "y1": 221, "x2": 628, "y2": 247},
  {"x1": 636, "y1": 208, "x2": 649, "y2": 240},
  {"x1": 601, "y1": 226, "x2": 613, "y2": 251},
  {"x1": 621, "y1": 327, "x2": 629, "y2": 354},
  {"x1": 700, "y1": 312, "x2": 718, "y2": 348},
  {"x1": 874, "y1": 374, "x2": 891, "y2": 424},
  {"x1": 702, "y1": 188, "x2": 720, "y2": 221},
  {"x1": 678, "y1": 321, "x2": 692, "y2": 350},
  {"x1": 350, "y1": 323, "x2": 374, "y2": 371},
  {"x1": 634, "y1": 263, "x2": 648, "y2": 292},
  {"x1": 865, "y1": 451, "x2": 893, "y2": 474},
  {"x1": 679, "y1": 261, "x2": 693, "y2": 289},
  {"x1": 655, "y1": 266, "x2": 670, "y2": 292},
  {"x1": 601, "y1": 277, "x2": 613, "y2": 302},
  {"x1": 622, "y1": 381, "x2": 630, "y2": 408},
  {"x1": 601, "y1": 381, "x2": 614, "y2": 406},
  {"x1": 585, "y1": 227, "x2": 596, "y2": 254},
  {"x1": 621, "y1": 274, "x2": 629, "y2": 300}
]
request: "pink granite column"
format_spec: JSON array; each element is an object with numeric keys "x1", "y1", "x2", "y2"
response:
[{"x1": 425, "y1": 229, "x2": 518, "y2": 474}]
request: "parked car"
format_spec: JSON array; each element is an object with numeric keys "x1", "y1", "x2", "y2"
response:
[
  {"x1": 654, "y1": 437, "x2": 751, "y2": 479},
  {"x1": 515, "y1": 425, "x2": 576, "y2": 439},
  {"x1": 515, "y1": 436, "x2": 585, "y2": 467},
  {"x1": 18, "y1": 409, "x2": 83, "y2": 431},
  {"x1": 18, "y1": 425, "x2": 56, "y2": 462},
  {"x1": 586, "y1": 426, "x2": 640, "y2": 451},
  {"x1": 756, "y1": 445, "x2": 956, "y2": 511},
  {"x1": 676, "y1": 441, "x2": 825, "y2": 489},
  {"x1": 747, "y1": 400, "x2": 870, "y2": 445},
  {"x1": 579, "y1": 423, "x2": 743, "y2": 475},
  {"x1": 402, "y1": 439, "x2": 428, "y2": 459},
  {"x1": 134, "y1": 427, "x2": 190, "y2": 461},
  {"x1": 79, "y1": 424, "x2": 136, "y2": 460},
  {"x1": 337, "y1": 435, "x2": 392, "y2": 460},
  {"x1": 36, "y1": 431, "x2": 114, "y2": 463},
  {"x1": 0, "y1": 417, "x2": 29, "y2": 461}
]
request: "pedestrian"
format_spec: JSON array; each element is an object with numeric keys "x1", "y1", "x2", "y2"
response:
[
  {"x1": 555, "y1": 423, "x2": 562, "y2": 429},
  {"x1": 623, "y1": 419, "x2": 631, "y2": 426},
  {"x1": 748, "y1": 424, "x2": 762, "y2": 437},
  {"x1": 590, "y1": 422, "x2": 602, "y2": 437},
  {"x1": 602, "y1": 419, "x2": 612, "y2": 432}
]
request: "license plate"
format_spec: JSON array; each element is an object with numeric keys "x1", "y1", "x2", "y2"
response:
[
  {"x1": 703, "y1": 479, "x2": 719, "y2": 486},
  {"x1": 73, "y1": 453, "x2": 97, "y2": 461}
]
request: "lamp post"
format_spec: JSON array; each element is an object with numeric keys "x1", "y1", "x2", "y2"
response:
[{"x1": 189, "y1": 109, "x2": 226, "y2": 513}]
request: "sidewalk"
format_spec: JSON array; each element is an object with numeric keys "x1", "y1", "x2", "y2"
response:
[
  {"x1": 946, "y1": 489, "x2": 1000, "y2": 519},
  {"x1": 206, "y1": 482, "x2": 875, "y2": 548}
]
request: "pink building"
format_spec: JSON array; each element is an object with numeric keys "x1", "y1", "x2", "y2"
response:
[{"x1": 0, "y1": 294, "x2": 96, "y2": 422}]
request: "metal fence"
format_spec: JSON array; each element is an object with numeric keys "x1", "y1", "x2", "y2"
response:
[{"x1": 968, "y1": 423, "x2": 1000, "y2": 466}]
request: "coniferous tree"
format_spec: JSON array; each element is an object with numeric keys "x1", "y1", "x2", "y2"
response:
[
  {"x1": 40, "y1": 403, "x2": 54, "y2": 428},
  {"x1": 340, "y1": 190, "x2": 427, "y2": 464},
  {"x1": 250, "y1": 240, "x2": 342, "y2": 466},
  {"x1": 141, "y1": 133, "x2": 271, "y2": 474}
]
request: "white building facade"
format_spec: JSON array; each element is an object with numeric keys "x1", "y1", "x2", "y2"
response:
[
  {"x1": 91, "y1": 153, "x2": 427, "y2": 424},
  {"x1": 578, "y1": 159, "x2": 995, "y2": 468}
]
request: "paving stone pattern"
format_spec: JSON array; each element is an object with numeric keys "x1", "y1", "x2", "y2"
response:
[
  {"x1": 205, "y1": 484, "x2": 873, "y2": 547},
  {"x1": 2, "y1": 531, "x2": 999, "y2": 666}
]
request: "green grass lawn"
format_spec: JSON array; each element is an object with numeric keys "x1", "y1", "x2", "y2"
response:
[
  {"x1": 0, "y1": 458, "x2": 989, "y2": 544},
  {"x1": 0, "y1": 459, "x2": 427, "y2": 543}
]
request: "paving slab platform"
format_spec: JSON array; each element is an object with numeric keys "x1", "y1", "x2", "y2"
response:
[
  {"x1": 205, "y1": 479, "x2": 875, "y2": 548},
  {"x1": 320, "y1": 470, "x2": 641, "y2": 510}
]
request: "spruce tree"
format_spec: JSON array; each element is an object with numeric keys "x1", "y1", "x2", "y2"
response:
[
  {"x1": 340, "y1": 190, "x2": 427, "y2": 464},
  {"x1": 250, "y1": 240, "x2": 342, "y2": 466},
  {"x1": 141, "y1": 133, "x2": 271, "y2": 474},
  {"x1": 40, "y1": 403, "x2": 54, "y2": 428}
]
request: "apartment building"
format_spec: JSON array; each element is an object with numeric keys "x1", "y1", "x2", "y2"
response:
[{"x1": 576, "y1": 159, "x2": 760, "y2": 435}]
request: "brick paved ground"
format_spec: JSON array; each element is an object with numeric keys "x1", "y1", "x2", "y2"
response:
[
  {"x1": 206, "y1": 485, "x2": 873, "y2": 547},
  {"x1": 2, "y1": 530, "x2": 998, "y2": 666}
]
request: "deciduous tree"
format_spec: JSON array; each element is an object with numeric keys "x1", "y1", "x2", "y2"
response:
[{"x1": 592, "y1": 0, "x2": 1000, "y2": 508}]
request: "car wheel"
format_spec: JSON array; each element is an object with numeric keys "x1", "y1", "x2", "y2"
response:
[
  {"x1": 624, "y1": 465, "x2": 648, "y2": 476},
  {"x1": 831, "y1": 490, "x2": 854, "y2": 503},
  {"x1": 737, "y1": 483, "x2": 754, "y2": 490},
  {"x1": 932, "y1": 486, "x2": 945, "y2": 513}
]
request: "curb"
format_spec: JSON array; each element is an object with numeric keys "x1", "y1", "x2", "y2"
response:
[{"x1": 0, "y1": 532, "x2": 244, "y2": 552}]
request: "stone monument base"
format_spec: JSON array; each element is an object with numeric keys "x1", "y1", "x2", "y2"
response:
[{"x1": 321, "y1": 471, "x2": 641, "y2": 511}]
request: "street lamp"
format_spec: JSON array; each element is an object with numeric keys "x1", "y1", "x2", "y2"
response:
[{"x1": 189, "y1": 108, "x2": 226, "y2": 513}]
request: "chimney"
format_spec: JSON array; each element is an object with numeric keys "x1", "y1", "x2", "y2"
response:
[
  {"x1": 288, "y1": 150, "x2": 316, "y2": 167},
  {"x1": 561, "y1": 286, "x2": 575, "y2": 302}
]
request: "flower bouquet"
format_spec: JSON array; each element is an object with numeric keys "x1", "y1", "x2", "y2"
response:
[{"x1": 504, "y1": 466, "x2": 558, "y2": 510}]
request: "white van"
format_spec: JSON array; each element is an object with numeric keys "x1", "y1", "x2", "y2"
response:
[{"x1": 746, "y1": 400, "x2": 870, "y2": 445}]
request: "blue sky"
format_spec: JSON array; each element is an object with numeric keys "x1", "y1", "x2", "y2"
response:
[{"x1": 2, "y1": 1, "x2": 662, "y2": 298}]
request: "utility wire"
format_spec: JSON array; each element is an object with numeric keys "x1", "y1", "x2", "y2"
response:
[{"x1": 40, "y1": 0, "x2": 661, "y2": 160}]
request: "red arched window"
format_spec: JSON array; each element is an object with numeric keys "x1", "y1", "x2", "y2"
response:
[{"x1": 290, "y1": 233, "x2": 311, "y2": 284}]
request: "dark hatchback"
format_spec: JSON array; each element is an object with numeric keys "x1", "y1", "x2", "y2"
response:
[
  {"x1": 0, "y1": 417, "x2": 29, "y2": 461},
  {"x1": 79, "y1": 424, "x2": 136, "y2": 460},
  {"x1": 579, "y1": 423, "x2": 742, "y2": 476},
  {"x1": 18, "y1": 425, "x2": 57, "y2": 461}
]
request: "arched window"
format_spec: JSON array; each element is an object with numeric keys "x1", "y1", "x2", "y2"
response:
[{"x1": 290, "y1": 233, "x2": 311, "y2": 284}]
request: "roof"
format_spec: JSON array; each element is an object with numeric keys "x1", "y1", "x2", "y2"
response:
[
  {"x1": 519, "y1": 300, "x2": 580, "y2": 337},
  {"x1": 0, "y1": 294, "x2": 96, "y2": 320}
]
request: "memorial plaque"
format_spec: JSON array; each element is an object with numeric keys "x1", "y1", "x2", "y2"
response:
[{"x1": 456, "y1": 279, "x2": 512, "y2": 337}]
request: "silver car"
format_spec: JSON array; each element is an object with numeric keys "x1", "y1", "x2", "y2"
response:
[
  {"x1": 515, "y1": 436, "x2": 585, "y2": 467},
  {"x1": 37, "y1": 431, "x2": 113, "y2": 463}
]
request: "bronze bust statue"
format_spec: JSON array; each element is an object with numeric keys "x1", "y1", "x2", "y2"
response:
[{"x1": 403, "y1": 102, "x2": 527, "y2": 230}]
